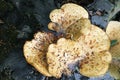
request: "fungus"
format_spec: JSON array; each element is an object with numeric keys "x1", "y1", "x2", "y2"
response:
[
  {"x1": 23, "y1": 3, "x2": 112, "y2": 78},
  {"x1": 80, "y1": 51, "x2": 111, "y2": 77},
  {"x1": 47, "y1": 38, "x2": 84, "y2": 78},
  {"x1": 106, "y1": 21, "x2": 120, "y2": 58},
  {"x1": 65, "y1": 18, "x2": 91, "y2": 40},
  {"x1": 106, "y1": 21, "x2": 120, "y2": 79},
  {"x1": 78, "y1": 25, "x2": 111, "y2": 77},
  {"x1": 23, "y1": 32, "x2": 55, "y2": 77},
  {"x1": 48, "y1": 3, "x2": 88, "y2": 32},
  {"x1": 47, "y1": 24, "x2": 111, "y2": 78}
]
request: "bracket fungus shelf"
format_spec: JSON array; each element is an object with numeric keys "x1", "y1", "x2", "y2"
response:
[
  {"x1": 106, "y1": 21, "x2": 120, "y2": 59},
  {"x1": 48, "y1": 3, "x2": 88, "y2": 32},
  {"x1": 23, "y1": 3, "x2": 112, "y2": 78},
  {"x1": 106, "y1": 21, "x2": 120, "y2": 79}
]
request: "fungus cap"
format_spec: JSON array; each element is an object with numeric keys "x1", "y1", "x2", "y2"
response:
[
  {"x1": 47, "y1": 38, "x2": 84, "y2": 78},
  {"x1": 23, "y1": 32, "x2": 55, "y2": 77},
  {"x1": 47, "y1": 24, "x2": 111, "y2": 78},
  {"x1": 48, "y1": 3, "x2": 89, "y2": 32},
  {"x1": 78, "y1": 25, "x2": 111, "y2": 52},
  {"x1": 106, "y1": 21, "x2": 120, "y2": 79},
  {"x1": 106, "y1": 21, "x2": 120, "y2": 58},
  {"x1": 78, "y1": 25, "x2": 111, "y2": 77}
]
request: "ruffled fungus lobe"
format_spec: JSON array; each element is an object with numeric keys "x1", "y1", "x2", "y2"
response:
[
  {"x1": 24, "y1": 32, "x2": 55, "y2": 77},
  {"x1": 106, "y1": 21, "x2": 120, "y2": 58},
  {"x1": 47, "y1": 38, "x2": 84, "y2": 78},
  {"x1": 48, "y1": 3, "x2": 88, "y2": 32}
]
